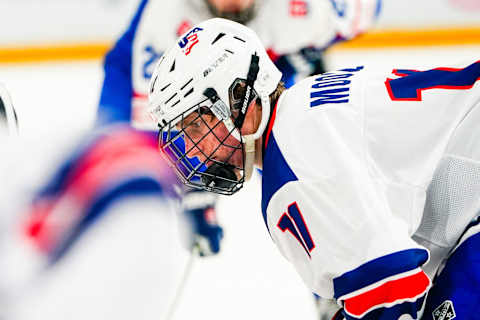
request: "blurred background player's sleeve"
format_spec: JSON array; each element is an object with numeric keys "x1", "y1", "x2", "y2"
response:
[
  {"x1": 329, "y1": 0, "x2": 382, "y2": 42},
  {"x1": 96, "y1": 0, "x2": 149, "y2": 125},
  {"x1": 4, "y1": 125, "x2": 191, "y2": 320},
  {"x1": 20, "y1": 125, "x2": 181, "y2": 265},
  {"x1": 271, "y1": 0, "x2": 382, "y2": 88}
]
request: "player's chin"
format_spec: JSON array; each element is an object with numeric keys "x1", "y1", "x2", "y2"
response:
[
  {"x1": 213, "y1": 158, "x2": 242, "y2": 180},
  {"x1": 230, "y1": 166, "x2": 242, "y2": 180}
]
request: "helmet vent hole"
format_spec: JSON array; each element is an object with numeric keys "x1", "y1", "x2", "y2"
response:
[
  {"x1": 160, "y1": 83, "x2": 171, "y2": 92},
  {"x1": 170, "y1": 60, "x2": 176, "y2": 72},
  {"x1": 165, "y1": 93, "x2": 177, "y2": 104},
  {"x1": 212, "y1": 32, "x2": 226, "y2": 45},
  {"x1": 225, "y1": 49, "x2": 234, "y2": 54},
  {"x1": 233, "y1": 36, "x2": 245, "y2": 43},
  {"x1": 181, "y1": 78, "x2": 193, "y2": 90},
  {"x1": 171, "y1": 100, "x2": 181, "y2": 108},
  {"x1": 183, "y1": 88, "x2": 194, "y2": 98}
]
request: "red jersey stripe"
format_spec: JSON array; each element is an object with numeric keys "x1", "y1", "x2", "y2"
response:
[
  {"x1": 264, "y1": 100, "x2": 279, "y2": 149},
  {"x1": 344, "y1": 270, "x2": 431, "y2": 317}
]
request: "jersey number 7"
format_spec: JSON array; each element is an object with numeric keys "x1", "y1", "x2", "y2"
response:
[
  {"x1": 277, "y1": 202, "x2": 315, "y2": 258},
  {"x1": 385, "y1": 60, "x2": 480, "y2": 101}
]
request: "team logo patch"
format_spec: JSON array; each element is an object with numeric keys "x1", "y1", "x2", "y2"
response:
[
  {"x1": 432, "y1": 300, "x2": 456, "y2": 320},
  {"x1": 289, "y1": 0, "x2": 309, "y2": 16},
  {"x1": 176, "y1": 20, "x2": 193, "y2": 37},
  {"x1": 178, "y1": 27, "x2": 203, "y2": 56}
]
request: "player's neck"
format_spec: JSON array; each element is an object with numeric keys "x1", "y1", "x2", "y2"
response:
[{"x1": 254, "y1": 137, "x2": 263, "y2": 168}]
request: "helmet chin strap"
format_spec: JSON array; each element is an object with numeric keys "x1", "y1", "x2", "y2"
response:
[
  {"x1": 240, "y1": 92, "x2": 270, "y2": 181},
  {"x1": 202, "y1": 54, "x2": 271, "y2": 184},
  {"x1": 242, "y1": 134, "x2": 256, "y2": 181}
]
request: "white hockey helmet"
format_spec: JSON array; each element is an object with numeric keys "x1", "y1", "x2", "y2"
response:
[
  {"x1": 0, "y1": 84, "x2": 18, "y2": 136},
  {"x1": 149, "y1": 18, "x2": 281, "y2": 195}
]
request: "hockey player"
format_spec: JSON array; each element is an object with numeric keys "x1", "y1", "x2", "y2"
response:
[
  {"x1": 96, "y1": 0, "x2": 381, "y2": 259},
  {"x1": 0, "y1": 83, "x2": 18, "y2": 136},
  {"x1": 148, "y1": 18, "x2": 480, "y2": 319}
]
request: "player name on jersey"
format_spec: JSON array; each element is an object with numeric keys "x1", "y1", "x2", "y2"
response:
[{"x1": 310, "y1": 66, "x2": 363, "y2": 107}]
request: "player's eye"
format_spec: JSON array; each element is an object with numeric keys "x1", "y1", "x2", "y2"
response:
[
  {"x1": 190, "y1": 119, "x2": 201, "y2": 128},
  {"x1": 185, "y1": 114, "x2": 204, "y2": 131},
  {"x1": 198, "y1": 106, "x2": 213, "y2": 116}
]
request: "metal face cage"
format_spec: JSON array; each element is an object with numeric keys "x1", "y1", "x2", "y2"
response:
[{"x1": 158, "y1": 98, "x2": 245, "y2": 195}]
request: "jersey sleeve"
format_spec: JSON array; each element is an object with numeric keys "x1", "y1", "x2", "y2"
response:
[
  {"x1": 22, "y1": 125, "x2": 178, "y2": 264},
  {"x1": 266, "y1": 0, "x2": 381, "y2": 88},
  {"x1": 329, "y1": 0, "x2": 382, "y2": 42},
  {"x1": 96, "y1": 0, "x2": 149, "y2": 126},
  {"x1": 272, "y1": 47, "x2": 327, "y2": 88},
  {"x1": 264, "y1": 99, "x2": 430, "y2": 319}
]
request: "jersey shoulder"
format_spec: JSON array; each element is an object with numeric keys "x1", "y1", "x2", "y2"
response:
[
  {"x1": 265, "y1": 67, "x2": 366, "y2": 186},
  {"x1": 135, "y1": 1, "x2": 185, "y2": 47},
  {"x1": 135, "y1": 0, "x2": 211, "y2": 50},
  {"x1": 252, "y1": 0, "x2": 336, "y2": 53},
  {"x1": 274, "y1": 65, "x2": 367, "y2": 130}
]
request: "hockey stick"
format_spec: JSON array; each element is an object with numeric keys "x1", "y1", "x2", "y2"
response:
[{"x1": 163, "y1": 245, "x2": 199, "y2": 320}]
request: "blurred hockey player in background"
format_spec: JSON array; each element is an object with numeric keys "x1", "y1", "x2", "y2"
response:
[
  {"x1": 0, "y1": 85, "x2": 192, "y2": 319},
  {"x1": 98, "y1": 0, "x2": 381, "y2": 128},
  {"x1": 0, "y1": 83, "x2": 18, "y2": 136},
  {"x1": 96, "y1": 0, "x2": 381, "y2": 260},
  {"x1": 149, "y1": 18, "x2": 480, "y2": 319}
]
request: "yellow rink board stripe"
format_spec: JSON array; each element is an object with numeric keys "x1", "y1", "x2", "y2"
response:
[
  {"x1": 0, "y1": 26, "x2": 480, "y2": 64},
  {"x1": 332, "y1": 26, "x2": 480, "y2": 50},
  {"x1": 0, "y1": 42, "x2": 112, "y2": 64}
]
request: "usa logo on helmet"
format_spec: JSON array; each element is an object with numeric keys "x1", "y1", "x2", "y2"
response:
[{"x1": 178, "y1": 27, "x2": 204, "y2": 56}]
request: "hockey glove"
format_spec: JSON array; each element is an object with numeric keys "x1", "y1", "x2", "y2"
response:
[{"x1": 182, "y1": 189, "x2": 223, "y2": 256}]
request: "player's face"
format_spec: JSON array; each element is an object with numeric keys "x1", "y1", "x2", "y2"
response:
[
  {"x1": 207, "y1": 0, "x2": 255, "y2": 12},
  {"x1": 178, "y1": 110, "x2": 244, "y2": 174}
]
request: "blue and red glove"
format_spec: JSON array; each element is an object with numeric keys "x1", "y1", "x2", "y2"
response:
[{"x1": 181, "y1": 189, "x2": 224, "y2": 256}]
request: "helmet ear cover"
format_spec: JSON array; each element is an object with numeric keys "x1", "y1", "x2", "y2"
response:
[
  {"x1": 203, "y1": 53, "x2": 259, "y2": 131},
  {"x1": 194, "y1": 53, "x2": 259, "y2": 193}
]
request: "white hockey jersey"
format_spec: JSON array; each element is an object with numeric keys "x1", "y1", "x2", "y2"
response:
[
  {"x1": 98, "y1": 0, "x2": 380, "y2": 129},
  {"x1": 261, "y1": 60, "x2": 480, "y2": 319}
]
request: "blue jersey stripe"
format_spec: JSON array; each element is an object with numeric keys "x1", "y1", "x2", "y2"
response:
[
  {"x1": 48, "y1": 176, "x2": 164, "y2": 264},
  {"x1": 374, "y1": 0, "x2": 382, "y2": 18},
  {"x1": 333, "y1": 248, "x2": 429, "y2": 299},
  {"x1": 343, "y1": 295, "x2": 426, "y2": 320},
  {"x1": 97, "y1": 0, "x2": 150, "y2": 125},
  {"x1": 422, "y1": 227, "x2": 480, "y2": 320},
  {"x1": 262, "y1": 133, "x2": 298, "y2": 231},
  {"x1": 34, "y1": 132, "x2": 109, "y2": 199},
  {"x1": 34, "y1": 127, "x2": 157, "y2": 200}
]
